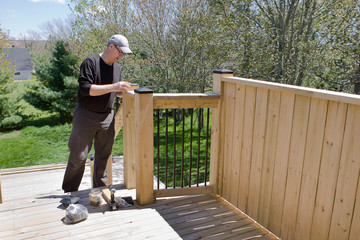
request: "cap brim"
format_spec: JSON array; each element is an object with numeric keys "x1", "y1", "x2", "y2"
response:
[{"x1": 120, "y1": 47, "x2": 133, "y2": 55}]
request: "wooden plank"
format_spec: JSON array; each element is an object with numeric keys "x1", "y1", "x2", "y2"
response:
[
  {"x1": 237, "y1": 86, "x2": 256, "y2": 211},
  {"x1": 135, "y1": 91, "x2": 154, "y2": 205},
  {"x1": 329, "y1": 104, "x2": 360, "y2": 240},
  {"x1": 215, "y1": 82, "x2": 227, "y2": 195},
  {"x1": 161, "y1": 202, "x2": 235, "y2": 222},
  {"x1": 280, "y1": 94, "x2": 310, "y2": 239},
  {"x1": 123, "y1": 92, "x2": 136, "y2": 189},
  {"x1": 294, "y1": 98, "x2": 328, "y2": 240},
  {"x1": 228, "y1": 83, "x2": 245, "y2": 205},
  {"x1": 247, "y1": 87, "x2": 268, "y2": 219},
  {"x1": 221, "y1": 82, "x2": 236, "y2": 200},
  {"x1": 165, "y1": 203, "x2": 237, "y2": 228},
  {"x1": 176, "y1": 213, "x2": 252, "y2": 238},
  {"x1": 114, "y1": 102, "x2": 124, "y2": 137},
  {"x1": 209, "y1": 74, "x2": 222, "y2": 192},
  {"x1": 210, "y1": 71, "x2": 234, "y2": 195},
  {"x1": 153, "y1": 93, "x2": 220, "y2": 109},
  {"x1": 224, "y1": 76, "x2": 360, "y2": 106},
  {"x1": 0, "y1": 163, "x2": 68, "y2": 175},
  {"x1": 258, "y1": 90, "x2": 281, "y2": 228},
  {"x1": 349, "y1": 173, "x2": 360, "y2": 240},
  {"x1": 310, "y1": 101, "x2": 347, "y2": 240},
  {"x1": 154, "y1": 186, "x2": 214, "y2": 198}
]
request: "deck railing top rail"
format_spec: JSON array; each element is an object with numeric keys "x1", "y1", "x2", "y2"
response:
[{"x1": 222, "y1": 75, "x2": 360, "y2": 106}]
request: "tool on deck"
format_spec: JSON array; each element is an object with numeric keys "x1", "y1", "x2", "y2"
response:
[
  {"x1": 109, "y1": 185, "x2": 117, "y2": 210},
  {"x1": 101, "y1": 185, "x2": 134, "y2": 210}
]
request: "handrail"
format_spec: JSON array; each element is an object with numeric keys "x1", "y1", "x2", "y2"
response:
[
  {"x1": 224, "y1": 76, "x2": 360, "y2": 105},
  {"x1": 153, "y1": 93, "x2": 220, "y2": 109}
]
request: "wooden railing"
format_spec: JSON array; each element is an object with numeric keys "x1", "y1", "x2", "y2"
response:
[
  {"x1": 115, "y1": 69, "x2": 360, "y2": 239},
  {"x1": 122, "y1": 88, "x2": 220, "y2": 205},
  {"x1": 211, "y1": 69, "x2": 360, "y2": 240}
]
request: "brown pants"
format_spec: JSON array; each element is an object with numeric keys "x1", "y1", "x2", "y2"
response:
[{"x1": 62, "y1": 104, "x2": 115, "y2": 192}]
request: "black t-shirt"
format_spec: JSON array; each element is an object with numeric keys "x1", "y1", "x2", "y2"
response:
[{"x1": 77, "y1": 54, "x2": 122, "y2": 113}]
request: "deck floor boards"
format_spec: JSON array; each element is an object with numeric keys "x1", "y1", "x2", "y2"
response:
[{"x1": 0, "y1": 158, "x2": 278, "y2": 239}]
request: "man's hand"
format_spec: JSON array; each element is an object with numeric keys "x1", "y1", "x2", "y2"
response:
[
  {"x1": 89, "y1": 81, "x2": 131, "y2": 96},
  {"x1": 113, "y1": 81, "x2": 131, "y2": 93}
]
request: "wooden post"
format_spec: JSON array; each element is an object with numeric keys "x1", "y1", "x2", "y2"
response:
[
  {"x1": 209, "y1": 69, "x2": 234, "y2": 195},
  {"x1": 134, "y1": 88, "x2": 154, "y2": 205},
  {"x1": 98, "y1": 84, "x2": 138, "y2": 187},
  {"x1": 123, "y1": 91, "x2": 136, "y2": 189}
]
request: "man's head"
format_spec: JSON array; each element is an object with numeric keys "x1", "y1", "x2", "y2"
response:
[{"x1": 107, "y1": 35, "x2": 132, "y2": 55}]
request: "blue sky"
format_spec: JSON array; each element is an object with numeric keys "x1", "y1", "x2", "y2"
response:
[{"x1": 0, "y1": 0, "x2": 73, "y2": 39}]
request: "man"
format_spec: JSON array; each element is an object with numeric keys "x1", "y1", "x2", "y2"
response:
[{"x1": 62, "y1": 34, "x2": 132, "y2": 192}]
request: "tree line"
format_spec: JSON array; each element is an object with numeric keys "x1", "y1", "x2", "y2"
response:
[
  {"x1": 67, "y1": 0, "x2": 360, "y2": 93},
  {"x1": 1, "y1": 0, "x2": 359, "y2": 129}
]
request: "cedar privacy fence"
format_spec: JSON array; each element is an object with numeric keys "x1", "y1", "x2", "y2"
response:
[{"x1": 122, "y1": 69, "x2": 360, "y2": 240}]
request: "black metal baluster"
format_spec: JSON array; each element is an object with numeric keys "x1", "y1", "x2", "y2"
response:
[
  {"x1": 189, "y1": 108, "x2": 193, "y2": 187},
  {"x1": 165, "y1": 109, "x2": 168, "y2": 189},
  {"x1": 205, "y1": 108, "x2": 210, "y2": 186},
  {"x1": 196, "y1": 109, "x2": 201, "y2": 187},
  {"x1": 156, "y1": 109, "x2": 160, "y2": 189},
  {"x1": 173, "y1": 109, "x2": 176, "y2": 188},
  {"x1": 181, "y1": 109, "x2": 185, "y2": 188}
]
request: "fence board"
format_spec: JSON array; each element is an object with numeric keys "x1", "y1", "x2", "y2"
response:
[
  {"x1": 229, "y1": 84, "x2": 245, "y2": 203},
  {"x1": 329, "y1": 104, "x2": 360, "y2": 240},
  {"x1": 349, "y1": 173, "x2": 360, "y2": 240},
  {"x1": 237, "y1": 86, "x2": 256, "y2": 211},
  {"x1": 310, "y1": 101, "x2": 347, "y2": 240},
  {"x1": 268, "y1": 92, "x2": 295, "y2": 236},
  {"x1": 258, "y1": 90, "x2": 281, "y2": 228},
  {"x1": 228, "y1": 84, "x2": 246, "y2": 204},
  {"x1": 280, "y1": 95, "x2": 310, "y2": 239},
  {"x1": 294, "y1": 98, "x2": 328, "y2": 240},
  {"x1": 222, "y1": 83, "x2": 236, "y2": 200},
  {"x1": 247, "y1": 88, "x2": 268, "y2": 219}
]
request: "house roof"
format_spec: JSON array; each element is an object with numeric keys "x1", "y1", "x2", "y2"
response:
[{"x1": 4, "y1": 48, "x2": 33, "y2": 71}]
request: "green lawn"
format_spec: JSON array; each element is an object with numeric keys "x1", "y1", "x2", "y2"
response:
[
  {"x1": 0, "y1": 123, "x2": 124, "y2": 169},
  {"x1": 0, "y1": 80, "x2": 124, "y2": 169}
]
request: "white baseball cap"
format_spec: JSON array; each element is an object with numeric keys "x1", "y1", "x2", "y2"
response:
[{"x1": 108, "y1": 34, "x2": 132, "y2": 54}]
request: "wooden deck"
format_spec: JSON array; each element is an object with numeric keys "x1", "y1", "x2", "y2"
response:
[{"x1": 0, "y1": 157, "x2": 279, "y2": 239}]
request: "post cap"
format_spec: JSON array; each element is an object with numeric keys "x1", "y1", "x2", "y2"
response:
[
  {"x1": 213, "y1": 69, "x2": 234, "y2": 74},
  {"x1": 134, "y1": 87, "x2": 154, "y2": 94}
]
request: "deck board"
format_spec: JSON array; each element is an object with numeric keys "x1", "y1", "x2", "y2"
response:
[{"x1": 0, "y1": 158, "x2": 279, "y2": 239}]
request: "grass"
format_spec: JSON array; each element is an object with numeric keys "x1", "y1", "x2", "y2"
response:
[
  {"x1": 0, "y1": 121, "x2": 124, "y2": 169},
  {"x1": 0, "y1": 80, "x2": 124, "y2": 169}
]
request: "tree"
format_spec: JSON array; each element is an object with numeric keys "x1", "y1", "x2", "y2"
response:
[
  {"x1": 307, "y1": 0, "x2": 360, "y2": 93},
  {"x1": 24, "y1": 40, "x2": 79, "y2": 122},
  {"x1": 0, "y1": 24, "x2": 24, "y2": 131}
]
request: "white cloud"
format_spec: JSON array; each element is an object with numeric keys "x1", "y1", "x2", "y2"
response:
[
  {"x1": 30, "y1": 0, "x2": 66, "y2": 4},
  {"x1": 7, "y1": 9, "x2": 17, "y2": 17}
]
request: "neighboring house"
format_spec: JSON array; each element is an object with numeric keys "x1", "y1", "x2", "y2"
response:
[{"x1": 4, "y1": 48, "x2": 33, "y2": 80}]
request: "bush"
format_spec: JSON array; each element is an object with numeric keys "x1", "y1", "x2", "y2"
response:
[{"x1": 1, "y1": 115, "x2": 23, "y2": 130}]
